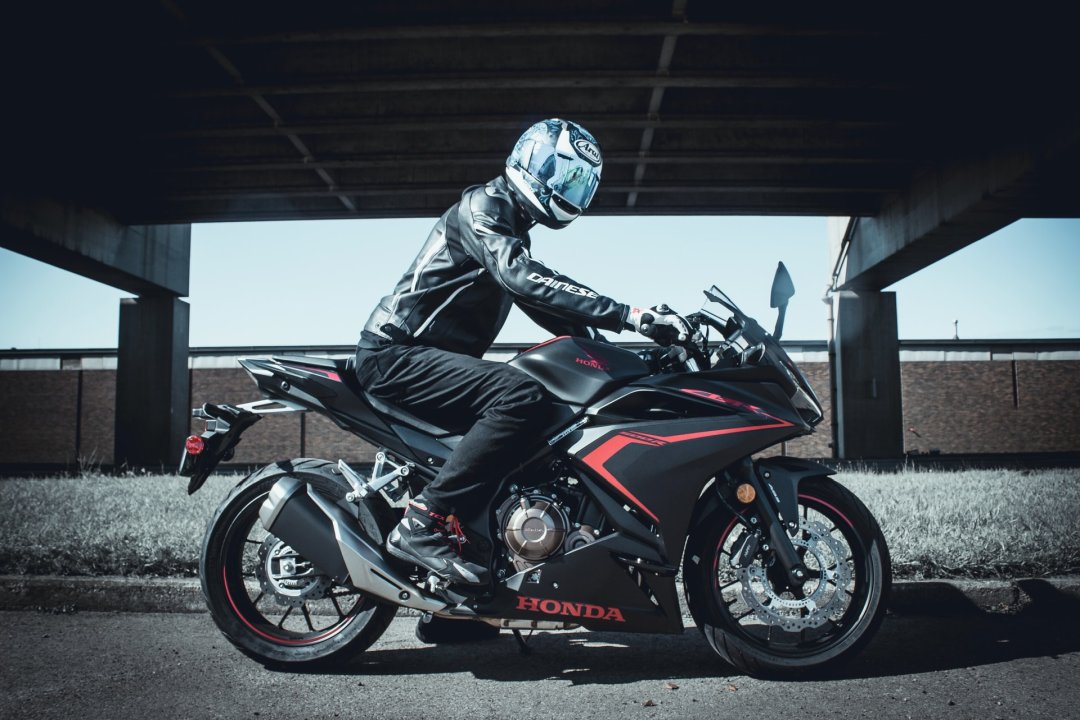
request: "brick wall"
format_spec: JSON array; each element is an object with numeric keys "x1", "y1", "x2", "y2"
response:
[
  {"x1": 0, "y1": 371, "x2": 79, "y2": 464},
  {"x1": 305, "y1": 413, "x2": 378, "y2": 464},
  {"x1": 1015, "y1": 361, "x2": 1080, "y2": 452},
  {"x1": 2, "y1": 359, "x2": 1079, "y2": 466},
  {"x1": 79, "y1": 371, "x2": 115, "y2": 465},
  {"x1": 901, "y1": 361, "x2": 1080, "y2": 454},
  {"x1": 901, "y1": 362, "x2": 1017, "y2": 453}
]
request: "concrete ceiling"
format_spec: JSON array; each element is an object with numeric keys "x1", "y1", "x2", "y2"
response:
[{"x1": 6, "y1": 2, "x2": 1079, "y2": 224}]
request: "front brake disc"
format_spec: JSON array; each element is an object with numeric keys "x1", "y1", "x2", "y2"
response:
[{"x1": 735, "y1": 518, "x2": 852, "y2": 631}]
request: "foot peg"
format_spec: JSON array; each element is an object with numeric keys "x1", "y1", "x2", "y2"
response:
[{"x1": 340, "y1": 452, "x2": 412, "y2": 502}]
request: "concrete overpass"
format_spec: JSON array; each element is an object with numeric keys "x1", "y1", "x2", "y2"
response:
[{"x1": 3, "y1": 3, "x2": 1078, "y2": 465}]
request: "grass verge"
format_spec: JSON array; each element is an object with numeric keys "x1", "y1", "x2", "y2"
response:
[
  {"x1": 837, "y1": 468, "x2": 1080, "y2": 579},
  {"x1": 0, "y1": 468, "x2": 1078, "y2": 579}
]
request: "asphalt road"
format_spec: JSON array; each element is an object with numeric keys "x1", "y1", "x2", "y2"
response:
[{"x1": 2, "y1": 605, "x2": 1078, "y2": 720}]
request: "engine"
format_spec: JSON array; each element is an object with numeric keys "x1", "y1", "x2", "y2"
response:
[{"x1": 496, "y1": 480, "x2": 598, "y2": 573}]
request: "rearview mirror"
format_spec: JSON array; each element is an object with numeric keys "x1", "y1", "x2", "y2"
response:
[{"x1": 770, "y1": 261, "x2": 795, "y2": 309}]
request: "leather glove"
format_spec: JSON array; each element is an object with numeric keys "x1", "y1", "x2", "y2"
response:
[{"x1": 627, "y1": 304, "x2": 691, "y2": 344}]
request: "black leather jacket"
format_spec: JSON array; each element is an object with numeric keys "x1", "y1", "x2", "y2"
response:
[{"x1": 361, "y1": 175, "x2": 629, "y2": 358}]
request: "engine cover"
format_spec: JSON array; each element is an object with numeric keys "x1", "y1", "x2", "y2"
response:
[{"x1": 501, "y1": 495, "x2": 569, "y2": 568}]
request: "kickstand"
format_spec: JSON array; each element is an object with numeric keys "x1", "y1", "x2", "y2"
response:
[{"x1": 511, "y1": 629, "x2": 533, "y2": 656}]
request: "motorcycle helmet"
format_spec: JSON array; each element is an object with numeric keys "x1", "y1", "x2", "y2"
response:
[{"x1": 505, "y1": 118, "x2": 603, "y2": 229}]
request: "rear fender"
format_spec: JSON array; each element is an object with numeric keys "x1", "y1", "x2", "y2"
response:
[{"x1": 179, "y1": 399, "x2": 305, "y2": 494}]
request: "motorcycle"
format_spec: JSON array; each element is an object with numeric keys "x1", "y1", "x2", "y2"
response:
[{"x1": 180, "y1": 262, "x2": 890, "y2": 677}]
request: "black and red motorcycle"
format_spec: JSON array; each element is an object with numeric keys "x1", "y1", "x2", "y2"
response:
[{"x1": 180, "y1": 263, "x2": 890, "y2": 677}]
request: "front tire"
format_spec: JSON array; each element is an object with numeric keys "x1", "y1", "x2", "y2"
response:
[
  {"x1": 200, "y1": 458, "x2": 399, "y2": 667},
  {"x1": 684, "y1": 476, "x2": 891, "y2": 677}
]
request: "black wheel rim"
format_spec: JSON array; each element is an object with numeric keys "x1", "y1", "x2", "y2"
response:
[
  {"x1": 219, "y1": 491, "x2": 370, "y2": 647},
  {"x1": 710, "y1": 493, "x2": 875, "y2": 658}
]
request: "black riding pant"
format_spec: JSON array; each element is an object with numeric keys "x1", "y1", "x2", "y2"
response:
[{"x1": 353, "y1": 344, "x2": 552, "y2": 519}]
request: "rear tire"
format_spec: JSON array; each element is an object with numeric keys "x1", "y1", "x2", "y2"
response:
[
  {"x1": 200, "y1": 458, "x2": 399, "y2": 667},
  {"x1": 684, "y1": 476, "x2": 891, "y2": 677}
]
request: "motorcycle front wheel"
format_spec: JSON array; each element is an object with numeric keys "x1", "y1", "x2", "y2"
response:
[
  {"x1": 200, "y1": 458, "x2": 399, "y2": 667},
  {"x1": 683, "y1": 476, "x2": 891, "y2": 677}
]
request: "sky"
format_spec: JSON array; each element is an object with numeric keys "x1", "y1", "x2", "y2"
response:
[{"x1": 1, "y1": 216, "x2": 1078, "y2": 349}]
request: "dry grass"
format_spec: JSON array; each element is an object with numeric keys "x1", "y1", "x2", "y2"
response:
[
  {"x1": 838, "y1": 467, "x2": 1080, "y2": 579},
  {"x1": 0, "y1": 467, "x2": 1078, "y2": 579},
  {"x1": 0, "y1": 473, "x2": 237, "y2": 577}
]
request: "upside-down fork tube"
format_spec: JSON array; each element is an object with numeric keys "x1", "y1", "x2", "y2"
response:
[
  {"x1": 733, "y1": 459, "x2": 809, "y2": 588},
  {"x1": 258, "y1": 477, "x2": 447, "y2": 614}
]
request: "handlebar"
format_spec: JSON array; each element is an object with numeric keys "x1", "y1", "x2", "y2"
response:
[{"x1": 635, "y1": 305, "x2": 768, "y2": 374}]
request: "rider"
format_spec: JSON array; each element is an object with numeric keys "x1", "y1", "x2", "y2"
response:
[{"x1": 354, "y1": 119, "x2": 689, "y2": 635}]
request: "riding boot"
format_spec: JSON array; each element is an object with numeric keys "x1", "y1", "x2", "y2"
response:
[{"x1": 386, "y1": 500, "x2": 490, "y2": 586}]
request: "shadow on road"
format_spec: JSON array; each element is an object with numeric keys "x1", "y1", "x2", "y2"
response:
[
  {"x1": 346, "y1": 628, "x2": 729, "y2": 685},
  {"x1": 839, "y1": 579, "x2": 1080, "y2": 680},
  {"x1": 278, "y1": 579, "x2": 1080, "y2": 684}
]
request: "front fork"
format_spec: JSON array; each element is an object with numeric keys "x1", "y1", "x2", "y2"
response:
[{"x1": 730, "y1": 459, "x2": 808, "y2": 588}]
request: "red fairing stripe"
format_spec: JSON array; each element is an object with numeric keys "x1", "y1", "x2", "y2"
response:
[
  {"x1": 285, "y1": 364, "x2": 341, "y2": 382},
  {"x1": 581, "y1": 414, "x2": 794, "y2": 526},
  {"x1": 580, "y1": 435, "x2": 661, "y2": 524},
  {"x1": 521, "y1": 335, "x2": 571, "y2": 354}
]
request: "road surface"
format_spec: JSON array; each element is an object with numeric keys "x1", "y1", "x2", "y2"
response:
[{"x1": 2, "y1": 604, "x2": 1078, "y2": 720}]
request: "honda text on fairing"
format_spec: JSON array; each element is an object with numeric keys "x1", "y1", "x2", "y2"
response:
[{"x1": 180, "y1": 263, "x2": 891, "y2": 677}]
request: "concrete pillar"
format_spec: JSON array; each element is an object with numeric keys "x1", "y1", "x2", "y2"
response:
[
  {"x1": 833, "y1": 291, "x2": 903, "y2": 459},
  {"x1": 115, "y1": 296, "x2": 190, "y2": 469}
]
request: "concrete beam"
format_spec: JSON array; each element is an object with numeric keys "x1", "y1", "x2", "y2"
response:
[
  {"x1": 115, "y1": 297, "x2": 190, "y2": 469},
  {"x1": 837, "y1": 126, "x2": 1080, "y2": 291},
  {"x1": 0, "y1": 195, "x2": 190, "y2": 297}
]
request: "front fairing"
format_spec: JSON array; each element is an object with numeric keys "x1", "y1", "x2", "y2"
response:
[
  {"x1": 564, "y1": 371, "x2": 808, "y2": 560},
  {"x1": 699, "y1": 287, "x2": 824, "y2": 426},
  {"x1": 759, "y1": 338, "x2": 825, "y2": 426}
]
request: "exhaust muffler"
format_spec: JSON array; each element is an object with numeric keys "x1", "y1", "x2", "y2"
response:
[{"x1": 259, "y1": 476, "x2": 446, "y2": 613}]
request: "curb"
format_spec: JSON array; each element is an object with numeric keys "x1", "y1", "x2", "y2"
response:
[{"x1": 3, "y1": 575, "x2": 1079, "y2": 617}]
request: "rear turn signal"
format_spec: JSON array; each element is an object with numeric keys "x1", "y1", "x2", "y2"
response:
[
  {"x1": 735, "y1": 483, "x2": 756, "y2": 504},
  {"x1": 185, "y1": 435, "x2": 206, "y2": 455}
]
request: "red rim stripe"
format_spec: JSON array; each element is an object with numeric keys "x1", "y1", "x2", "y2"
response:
[{"x1": 221, "y1": 565, "x2": 354, "y2": 646}]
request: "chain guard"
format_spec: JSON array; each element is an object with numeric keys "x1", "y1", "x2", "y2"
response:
[{"x1": 735, "y1": 518, "x2": 852, "y2": 632}]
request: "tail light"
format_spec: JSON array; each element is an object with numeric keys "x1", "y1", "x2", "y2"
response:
[{"x1": 185, "y1": 435, "x2": 206, "y2": 455}]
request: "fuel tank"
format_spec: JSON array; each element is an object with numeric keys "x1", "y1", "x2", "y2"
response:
[{"x1": 508, "y1": 336, "x2": 650, "y2": 405}]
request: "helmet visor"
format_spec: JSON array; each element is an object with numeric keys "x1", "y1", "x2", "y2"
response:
[{"x1": 524, "y1": 144, "x2": 600, "y2": 211}]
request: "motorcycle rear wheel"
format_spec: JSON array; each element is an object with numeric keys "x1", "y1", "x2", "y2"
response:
[
  {"x1": 683, "y1": 476, "x2": 891, "y2": 677},
  {"x1": 200, "y1": 458, "x2": 399, "y2": 667}
]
